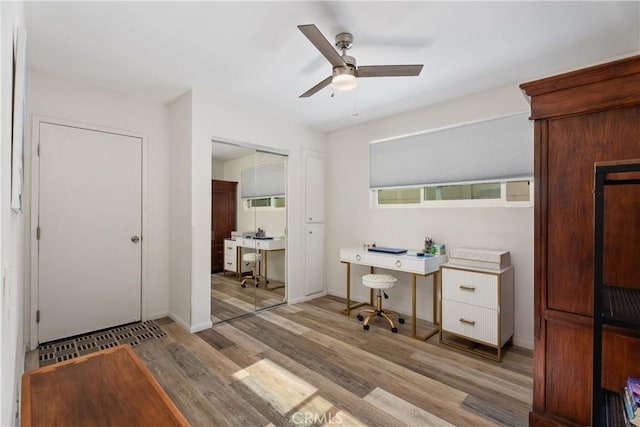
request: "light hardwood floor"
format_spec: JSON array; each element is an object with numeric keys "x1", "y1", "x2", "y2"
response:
[
  {"x1": 131, "y1": 296, "x2": 532, "y2": 427},
  {"x1": 211, "y1": 273, "x2": 286, "y2": 322}
]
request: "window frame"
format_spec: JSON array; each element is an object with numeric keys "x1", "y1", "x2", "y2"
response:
[
  {"x1": 242, "y1": 195, "x2": 286, "y2": 211},
  {"x1": 371, "y1": 178, "x2": 534, "y2": 208}
]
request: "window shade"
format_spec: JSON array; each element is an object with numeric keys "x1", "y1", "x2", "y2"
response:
[
  {"x1": 241, "y1": 162, "x2": 285, "y2": 198},
  {"x1": 369, "y1": 113, "x2": 533, "y2": 188}
]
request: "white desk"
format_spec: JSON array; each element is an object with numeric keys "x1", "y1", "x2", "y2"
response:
[
  {"x1": 235, "y1": 238, "x2": 285, "y2": 290},
  {"x1": 339, "y1": 248, "x2": 446, "y2": 341}
]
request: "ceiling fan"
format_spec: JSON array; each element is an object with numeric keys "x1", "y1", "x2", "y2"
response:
[{"x1": 298, "y1": 24, "x2": 424, "y2": 98}]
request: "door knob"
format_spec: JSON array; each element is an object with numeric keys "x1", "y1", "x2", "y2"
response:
[{"x1": 131, "y1": 235, "x2": 140, "y2": 243}]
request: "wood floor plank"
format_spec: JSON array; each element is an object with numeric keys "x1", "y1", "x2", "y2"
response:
[
  {"x1": 163, "y1": 323, "x2": 243, "y2": 385},
  {"x1": 196, "y1": 327, "x2": 236, "y2": 350},
  {"x1": 231, "y1": 358, "x2": 319, "y2": 415},
  {"x1": 218, "y1": 343, "x2": 264, "y2": 369},
  {"x1": 128, "y1": 295, "x2": 533, "y2": 427},
  {"x1": 228, "y1": 315, "x2": 377, "y2": 398},
  {"x1": 410, "y1": 348, "x2": 532, "y2": 402},
  {"x1": 254, "y1": 311, "x2": 312, "y2": 335},
  {"x1": 163, "y1": 342, "x2": 270, "y2": 427},
  {"x1": 255, "y1": 347, "x2": 407, "y2": 427},
  {"x1": 134, "y1": 339, "x2": 227, "y2": 427},
  {"x1": 299, "y1": 329, "x2": 498, "y2": 427},
  {"x1": 462, "y1": 394, "x2": 528, "y2": 427},
  {"x1": 212, "y1": 323, "x2": 272, "y2": 355},
  {"x1": 364, "y1": 387, "x2": 456, "y2": 427}
]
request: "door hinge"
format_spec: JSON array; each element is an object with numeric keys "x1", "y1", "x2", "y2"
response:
[
  {"x1": 36, "y1": 227, "x2": 41, "y2": 240},
  {"x1": 37, "y1": 144, "x2": 41, "y2": 156},
  {"x1": 36, "y1": 310, "x2": 40, "y2": 323}
]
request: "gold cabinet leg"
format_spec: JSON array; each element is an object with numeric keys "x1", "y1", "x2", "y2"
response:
[
  {"x1": 433, "y1": 271, "x2": 439, "y2": 326},
  {"x1": 412, "y1": 274, "x2": 417, "y2": 337}
]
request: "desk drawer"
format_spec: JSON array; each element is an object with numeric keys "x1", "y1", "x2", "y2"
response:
[
  {"x1": 377, "y1": 256, "x2": 424, "y2": 274},
  {"x1": 340, "y1": 250, "x2": 377, "y2": 265},
  {"x1": 442, "y1": 267, "x2": 498, "y2": 309},
  {"x1": 441, "y1": 299, "x2": 498, "y2": 345}
]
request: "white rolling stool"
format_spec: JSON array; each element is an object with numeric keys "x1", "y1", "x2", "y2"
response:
[
  {"x1": 357, "y1": 274, "x2": 405, "y2": 333},
  {"x1": 241, "y1": 252, "x2": 262, "y2": 288}
]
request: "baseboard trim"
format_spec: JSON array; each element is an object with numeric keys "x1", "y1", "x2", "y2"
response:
[
  {"x1": 288, "y1": 291, "x2": 328, "y2": 305},
  {"x1": 190, "y1": 320, "x2": 212, "y2": 333},
  {"x1": 167, "y1": 312, "x2": 191, "y2": 332}
]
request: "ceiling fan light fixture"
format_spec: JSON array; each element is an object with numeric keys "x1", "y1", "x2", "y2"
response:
[{"x1": 332, "y1": 67, "x2": 357, "y2": 91}]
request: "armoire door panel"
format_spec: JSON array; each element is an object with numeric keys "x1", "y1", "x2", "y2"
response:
[
  {"x1": 545, "y1": 320, "x2": 591, "y2": 425},
  {"x1": 211, "y1": 180, "x2": 237, "y2": 273},
  {"x1": 602, "y1": 329, "x2": 640, "y2": 391},
  {"x1": 546, "y1": 107, "x2": 640, "y2": 315},
  {"x1": 603, "y1": 184, "x2": 640, "y2": 288}
]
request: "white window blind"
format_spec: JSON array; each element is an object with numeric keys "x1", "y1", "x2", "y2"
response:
[
  {"x1": 241, "y1": 162, "x2": 285, "y2": 198},
  {"x1": 369, "y1": 113, "x2": 533, "y2": 188}
]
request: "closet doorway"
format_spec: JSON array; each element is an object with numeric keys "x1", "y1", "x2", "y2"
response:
[{"x1": 210, "y1": 140, "x2": 287, "y2": 323}]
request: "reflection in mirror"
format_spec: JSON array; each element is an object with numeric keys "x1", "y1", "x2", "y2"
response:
[
  {"x1": 252, "y1": 151, "x2": 287, "y2": 311},
  {"x1": 210, "y1": 141, "x2": 287, "y2": 324}
]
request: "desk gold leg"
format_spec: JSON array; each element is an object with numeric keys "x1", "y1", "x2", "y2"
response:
[
  {"x1": 412, "y1": 272, "x2": 439, "y2": 341},
  {"x1": 340, "y1": 262, "x2": 368, "y2": 315},
  {"x1": 263, "y1": 250, "x2": 284, "y2": 291},
  {"x1": 264, "y1": 250, "x2": 268, "y2": 283}
]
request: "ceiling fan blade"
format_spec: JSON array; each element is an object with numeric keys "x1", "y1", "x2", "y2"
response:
[
  {"x1": 357, "y1": 64, "x2": 424, "y2": 78},
  {"x1": 298, "y1": 24, "x2": 346, "y2": 68},
  {"x1": 299, "y1": 76, "x2": 332, "y2": 98}
]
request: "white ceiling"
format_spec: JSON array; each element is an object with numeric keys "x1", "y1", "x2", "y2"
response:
[{"x1": 24, "y1": 1, "x2": 639, "y2": 133}]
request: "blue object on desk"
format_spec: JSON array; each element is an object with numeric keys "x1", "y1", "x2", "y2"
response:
[{"x1": 367, "y1": 247, "x2": 407, "y2": 254}]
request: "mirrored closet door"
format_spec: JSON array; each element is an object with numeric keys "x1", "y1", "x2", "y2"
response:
[{"x1": 210, "y1": 141, "x2": 287, "y2": 323}]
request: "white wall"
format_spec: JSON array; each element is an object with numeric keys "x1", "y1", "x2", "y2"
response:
[
  {"x1": 168, "y1": 91, "x2": 193, "y2": 329},
  {"x1": 188, "y1": 91, "x2": 327, "y2": 327},
  {"x1": 25, "y1": 71, "x2": 172, "y2": 335},
  {"x1": 1, "y1": 3, "x2": 26, "y2": 425},
  {"x1": 326, "y1": 83, "x2": 534, "y2": 349},
  {"x1": 211, "y1": 158, "x2": 224, "y2": 180}
]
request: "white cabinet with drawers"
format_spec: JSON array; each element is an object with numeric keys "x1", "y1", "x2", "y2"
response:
[
  {"x1": 223, "y1": 239, "x2": 252, "y2": 277},
  {"x1": 439, "y1": 264, "x2": 514, "y2": 361}
]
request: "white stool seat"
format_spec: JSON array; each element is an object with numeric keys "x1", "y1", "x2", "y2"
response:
[
  {"x1": 362, "y1": 274, "x2": 397, "y2": 290},
  {"x1": 243, "y1": 253, "x2": 262, "y2": 263}
]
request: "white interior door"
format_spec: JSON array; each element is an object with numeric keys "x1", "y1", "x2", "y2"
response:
[{"x1": 38, "y1": 122, "x2": 142, "y2": 343}]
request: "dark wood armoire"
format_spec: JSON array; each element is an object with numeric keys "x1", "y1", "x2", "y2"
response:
[
  {"x1": 521, "y1": 55, "x2": 640, "y2": 426},
  {"x1": 211, "y1": 180, "x2": 237, "y2": 273}
]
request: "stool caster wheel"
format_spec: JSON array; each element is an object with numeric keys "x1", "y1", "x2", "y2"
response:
[
  {"x1": 357, "y1": 315, "x2": 363, "y2": 321},
  {"x1": 241, "y1": 280, "x2": 247, "y2": 288},
  {"x1": 363, "y1": 324, "x2": 369, "y2": 331},
  {"x1": 391, "y1": 327, "x2": 398, "y2": 333},
  {"x1": 398, "y1": 318, "x2": 405, "y2": 324}
]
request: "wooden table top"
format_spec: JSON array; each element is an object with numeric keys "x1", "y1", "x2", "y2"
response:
[{"x1": 21, "y1": 345, "x2": 189, "y2": 427}]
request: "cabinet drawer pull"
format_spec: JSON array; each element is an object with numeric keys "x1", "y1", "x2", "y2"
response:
[
  {"x1": 226, "y1": 262, "x2": 232, "y2": 265},
  {"x1": 226, "y1": 246, "x2": 233, "y2": 250},
  {"x1": 459, "y1": 285, "x2": 476, "y2": 292},
  {"x1": 355, "y1": 254, "x2": 361, "y2": 261},
  {"x1": 459, "y1": 318, "x2": 476, "y2": 326},
  {"x1": 395, "y1": 260, "x2": 402, "y2": 267}
]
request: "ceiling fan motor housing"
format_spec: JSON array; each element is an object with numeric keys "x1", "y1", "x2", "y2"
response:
[{"x1": 335, "y1": 32, "x2": 354, "y2": 51}]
